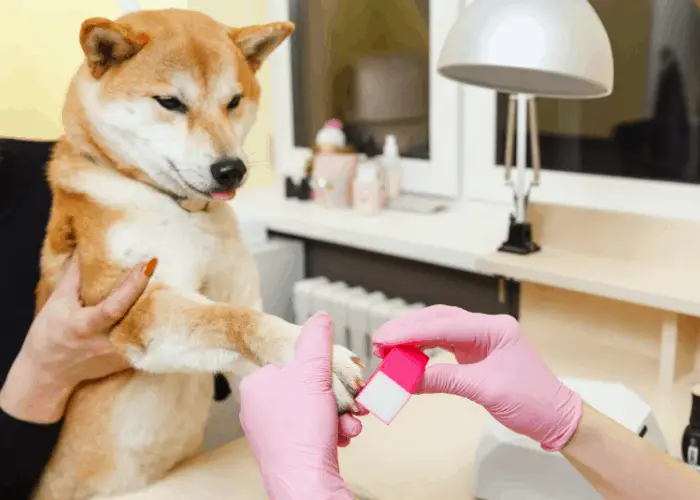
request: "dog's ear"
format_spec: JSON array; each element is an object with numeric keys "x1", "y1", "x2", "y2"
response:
[
  {"x1": 229, "y1": 22, "x2": 294, "y2": 72},
  {"x1": 80, "y1": 18, "x2": 149, "y2": 79}
]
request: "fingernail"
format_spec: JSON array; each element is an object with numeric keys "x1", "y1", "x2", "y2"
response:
[
  {"x1": 351, "y1": 356, "x2": 365, "y2": 369},
  {"x1": 313, "y1": 311, "x2": 330, "y2": 321},
  {"x1": 355, "y1": 377, "x2": 365, "y2": 389},
  {"x1": 355, "y1": 403, "x2": 370, "y2": 416},
  {"x1": 144, "y1": 258, "x2": 158, "y2": 277}
]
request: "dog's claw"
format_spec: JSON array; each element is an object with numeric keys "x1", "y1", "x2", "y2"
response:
[{"x1": 351, "y1": 356, "x2": 365, "y2": 369}]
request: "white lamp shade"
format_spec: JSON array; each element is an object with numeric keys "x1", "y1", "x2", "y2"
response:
[{"x1": 438, "y1": 0, "x2": 614, "y2": 99}]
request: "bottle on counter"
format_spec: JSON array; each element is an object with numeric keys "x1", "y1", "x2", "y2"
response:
[
  {"x1": 381, "y1": 134, "x2": 402, "y2": 200},
  {"x1": 353, "y1": 162, "x2": 383, "y2": 215}
]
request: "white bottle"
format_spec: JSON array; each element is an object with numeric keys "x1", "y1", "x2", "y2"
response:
[
  {"x1": 381, "y1": 134, "x2": 402, "y2": 200},
  {"x1": 353, "y1": 162, "x2": 382, "y2": 215}
]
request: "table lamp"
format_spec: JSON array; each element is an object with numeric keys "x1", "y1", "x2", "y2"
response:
[{"x1": 438, "y1": 0, "x2": 614, "y2": 254}]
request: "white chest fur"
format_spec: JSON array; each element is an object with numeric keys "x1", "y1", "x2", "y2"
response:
[
  {"x1": 72, "y1": 166, "x2": 261, "y2": 307},
  {"x1": 56, "y1": 168, "x2": 262, "y2": 496},
  {"x1": 104, "y1": 373, "x2": 214, "y2": 494}
]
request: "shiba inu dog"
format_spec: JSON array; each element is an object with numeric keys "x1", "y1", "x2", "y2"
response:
[{"x1": 32, "y1": 9, "x2": 364, "y2": 500}]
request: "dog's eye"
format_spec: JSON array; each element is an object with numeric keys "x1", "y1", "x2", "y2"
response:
[
  {"x1": 227, "y1": 94, "x2": 243, "y2": 111},
  {"x1": 153, "y1": 96, "x2": 188, "y2": 113}
]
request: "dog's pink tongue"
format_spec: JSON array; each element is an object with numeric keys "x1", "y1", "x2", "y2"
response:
[{"x1": 211, "y1": 190, "x2": 236, "y2": 201}]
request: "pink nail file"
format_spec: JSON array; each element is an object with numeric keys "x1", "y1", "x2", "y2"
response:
[{"x1": 355, "y1": 346, "x2": 429, "y2": 424}]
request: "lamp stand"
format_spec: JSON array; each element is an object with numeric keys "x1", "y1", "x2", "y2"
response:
[{"x1": 499, "y1": 94, "x2": 541, "y2": 255}]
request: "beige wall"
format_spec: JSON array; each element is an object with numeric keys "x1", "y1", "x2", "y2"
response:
[{"x1": 0, "y1": 0, "x2": 275, "y2": 187}]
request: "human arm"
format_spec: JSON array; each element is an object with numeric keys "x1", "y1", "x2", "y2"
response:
[
  {"x1": 562, "y1": 402, "x2": 700, "y2": 499},
  {"x1": 0, "y1": 257, "x2": 154, "y2": 495},
  {"x1": 238, "y1": 313, "x2": 362, "y2": 499},
  {"x1": 372, "y1": 306, "x2": 700, "y2": 499}
]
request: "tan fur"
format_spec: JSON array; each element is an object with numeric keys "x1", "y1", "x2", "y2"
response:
[{"x1": 28, "y1": 10, "x2": 362, "y2": 500}]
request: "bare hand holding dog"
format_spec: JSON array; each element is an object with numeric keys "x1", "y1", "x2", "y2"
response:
[{"x1": 0, "y1": 256, "x2": 156, "y2": 424}]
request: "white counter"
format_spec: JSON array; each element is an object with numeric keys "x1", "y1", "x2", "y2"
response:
[
  {"x1": 233, "y1": 184, "x2": 700, "y2": 318},
  {"x1": 233, "y1": 184, "x2": 700, "y2": 387},
  {"x1": 233, "y1": 185, "x2": 510, "y2": 274}
]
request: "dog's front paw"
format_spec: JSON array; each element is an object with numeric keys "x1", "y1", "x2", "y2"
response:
[{"x1": 332, "y1": 345, "x2": 365, "y2": 415}]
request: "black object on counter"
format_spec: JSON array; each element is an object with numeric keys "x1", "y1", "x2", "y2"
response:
[
  {"x1": 285, "y1": 176, "x2": 296, "y2": 198},
  {"x1": 297, "y1": 178, "x2": 312, "y2": 200},
  {"x1": 682, "y1": 391, "x2": 700, "y2": 471},
  {"x1": 285, "y1": 176, "x2": 313, "y2": 201},
  {"x1": 498, "y1": 214, "x2": 541, "y2": 255}
]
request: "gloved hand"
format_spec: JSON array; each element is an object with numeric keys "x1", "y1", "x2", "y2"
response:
[
  {"x1": 372, "y1": 305, "x2": 582, "y2": 452},
  {"x1": 239, "y1": 312, "x2": 359, "y2": 499}
]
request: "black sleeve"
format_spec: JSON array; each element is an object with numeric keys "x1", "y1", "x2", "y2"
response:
[
  {"x1": 0, "y1": 138, "x2": 57, "y2": 498},
  {"x1": 0, "y1": 410, "x2": 62, "y2": 498}
]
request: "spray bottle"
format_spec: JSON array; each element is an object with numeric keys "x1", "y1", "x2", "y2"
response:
[{"x1": 381, "y1": 134, "x2": 402, "y2": 200}]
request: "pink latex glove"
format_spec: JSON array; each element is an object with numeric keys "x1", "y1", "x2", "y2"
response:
[
  {"x1": 372, "y1": 306, "x2": 582, "y2": 452},
  {"x1": 239, "y1": 312, "x2": 359, "y2": 499}
]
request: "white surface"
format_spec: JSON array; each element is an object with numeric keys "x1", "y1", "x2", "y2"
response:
[
  {"x1": 473, "y1": 378, "x2": 666, "y2": 500},
  {"x1": 563, "y1": 378, "x2": 664, "y2": 447},
  {"x1": 439, "y1": 0, "x2": 613, "y2": 98},
  {"x1": 234, "y1": 184, "x2": 510, "y2": 273},
  {"x1": 266, "y1": 0, "x2": 463, "y2": 198},
  {"x1": 356, "y1": 371, "x2": 411, "y2": 425},
  {"x1": 233, "y1": 184, "x2": 700, "y2": 317}
]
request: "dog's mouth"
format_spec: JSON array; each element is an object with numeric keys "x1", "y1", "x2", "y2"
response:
[
  {"x1": 210, "y1": 189, "x2": 237, "y2": 201},
  {"x1": 166, "y1": 160, "x2": 237, "y2": 201}
]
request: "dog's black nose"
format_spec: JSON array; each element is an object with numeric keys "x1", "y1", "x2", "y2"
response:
[{"x1": 210, "y1": 158, "x2": 247, "y2": 190}]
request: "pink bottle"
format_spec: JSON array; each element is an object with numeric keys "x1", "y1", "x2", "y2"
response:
[{"x1": 352, "y1": 163, "x2": 383, "y2": 215}]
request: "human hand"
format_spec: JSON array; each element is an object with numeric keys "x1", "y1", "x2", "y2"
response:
[
  {"x1": 372, "y1": 305, "x2": 582, "y2": 452},
  {"x1": 0, "y1": 256, "x2": 156, "y2": 424},
  {"x1": 239, "y1": 312, "x2": 361, "y2": 499}
]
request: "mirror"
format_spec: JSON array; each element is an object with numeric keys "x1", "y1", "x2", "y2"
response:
[{"x1": 289, "y1": 0, "x2": 430, "y2": 159}]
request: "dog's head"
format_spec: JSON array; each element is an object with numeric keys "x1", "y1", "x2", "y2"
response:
[{"x1": 70, "y1": 9, "x2": 293, "y2": 201}]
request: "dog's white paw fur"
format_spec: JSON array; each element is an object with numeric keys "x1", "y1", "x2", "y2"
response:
[
  {"x1": 331, "y1": 344, "x2": 365, "y2": 414},
  {"x1": 256, "y1": 315, "x2": 364, "y2": 414}
]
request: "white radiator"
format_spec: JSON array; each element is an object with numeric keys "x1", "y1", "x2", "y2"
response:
[{"x1": 293, "y1": 277, "x2": 441, "y2": 372}]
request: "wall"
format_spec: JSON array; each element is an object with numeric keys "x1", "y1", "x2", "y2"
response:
[
  {"x1": 647, "y1": 0, "x2": 699, "y2": 116},
  {"x1": 0, "y1": 0, "x2": 275, "y2": 187},
  {"x1": 190, "y1": 0, "x2": 276, "y2": 188},
  {"x1": 536, "y1": 0, "x2": 651, "y2": 138}
]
